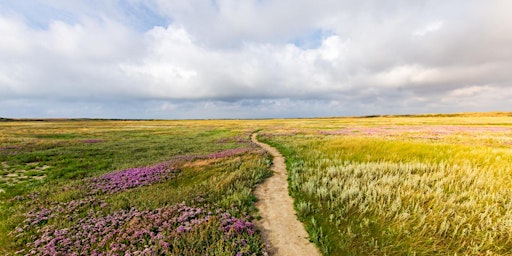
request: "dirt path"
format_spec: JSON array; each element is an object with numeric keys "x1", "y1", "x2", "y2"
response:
[{"x1": 251, "y1": 133, "x2": 320, "y2": 256}]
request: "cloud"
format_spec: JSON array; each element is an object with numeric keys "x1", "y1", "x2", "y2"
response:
[
  {"x1": 414, "y1": 21, "x2": 444, "y2": 37},
  {"x1": 1, "y1": 0, "x2": 512, "y2": 118}
]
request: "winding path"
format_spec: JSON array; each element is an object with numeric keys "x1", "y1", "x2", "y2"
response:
[{"x1": 251, "y1": 133, "x2": 320, "y2": 256}]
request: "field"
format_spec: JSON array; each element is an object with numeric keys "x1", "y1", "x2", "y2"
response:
[
  {"x1": 0, "y1": 120, "x2": 272, "y2": 255},
  {"x1": 260, "y1": 114, "x2": 512, "y2": 255},
  {"x1": 2, "y1": 113, "x2": 512, "y2": 255}
]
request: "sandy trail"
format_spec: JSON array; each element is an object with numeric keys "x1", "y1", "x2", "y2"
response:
[{"x1": 251, "y1": 133, "x2": 320, "y2": 256}]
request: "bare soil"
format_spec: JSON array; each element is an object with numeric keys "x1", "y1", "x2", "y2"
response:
[{"x1": 252, "y1": 133, "x2": 320, "y2": 256}]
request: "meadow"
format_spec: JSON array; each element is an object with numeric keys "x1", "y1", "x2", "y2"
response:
[
  {"x1": 260, "y1": 113, "x2": 512, "y2": 255},
  {"x1": 1, "y1": 113, "x2": 512, "y2": 255},
  {"x1": 0, "y1": 120, "x2": 272, "y2": 255}
]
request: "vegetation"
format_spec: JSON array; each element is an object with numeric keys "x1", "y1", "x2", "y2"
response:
[
  {"x1": 0, "y1": 120, "x2": 272, "y2": 255},
  {"x1": 2, "y1": 113, "x2": 512, "y2": 255},
  {"x1": 260, "y1": 115, "x2": 512, "y2": 255}
]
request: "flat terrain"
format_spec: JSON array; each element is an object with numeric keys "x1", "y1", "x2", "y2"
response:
[{"x1": 1, "y1": 112, "x2": 512, "y2": 255}]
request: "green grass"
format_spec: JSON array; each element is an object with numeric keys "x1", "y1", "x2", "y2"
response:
[
  {"x1": 0, "y1": 121, "x2": 244, "y2": 199},
  {"x1": 261, "y1": 117, "x2": 512, "y2": 255},
  {"x1": 2, "y1": 113, "x2": 512, "y2": 255},
  {"x1": 0, "y1": 120, "x2": 272, "y2": 255}
]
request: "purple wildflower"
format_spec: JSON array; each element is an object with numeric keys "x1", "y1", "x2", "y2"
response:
[
  {"x1": 19, "y1": 203, "x2": 218, "y2": 255},
  {"x1": 14, "y1": 198, "x2": 263, "y2": 255},
  {"x1": 88, "y1": 162, "x2": 179, "y2": 194},
  {"x1": 219, "y1": 212, "x2": 256, "y2": 237}
]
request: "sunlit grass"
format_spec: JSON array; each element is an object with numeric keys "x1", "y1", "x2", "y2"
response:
[{"x1": 261, "y1": 115, "x2": 512, "y2": 255}]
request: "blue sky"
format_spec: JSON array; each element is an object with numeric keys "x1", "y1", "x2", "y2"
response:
[{"x1": 1, "y1": 0, "x2": 511, "y2": 119}]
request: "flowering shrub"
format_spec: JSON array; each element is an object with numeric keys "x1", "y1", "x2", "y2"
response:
[{"x1": 87, "y1": 163, "x2": 179, "y2": 194}]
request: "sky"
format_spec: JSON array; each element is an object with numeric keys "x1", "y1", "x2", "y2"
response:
[{"x1": 1, "y1": 0, "x2": 511, "y2": 119}]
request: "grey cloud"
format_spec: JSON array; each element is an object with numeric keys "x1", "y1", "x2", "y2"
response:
[{"x1": 1, "y1": 0, "x2": 512, "y2": 118}]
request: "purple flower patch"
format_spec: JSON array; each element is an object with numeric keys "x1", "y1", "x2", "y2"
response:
[
  {"x1": 19, "y1": 197, "x2": 108, "y2": 231},
  {"x1": 11, "y1": 152, "x2": 267, "y2": 255},
  {"x1": 16, "y1": 202, "x2": 260, "y2": 255},
  {"x1": 220, "y1": 212, "x2": 256, "y2": 237},
  {"x1": 88, "y1": 162, "x2": 179, "y2": 194}
]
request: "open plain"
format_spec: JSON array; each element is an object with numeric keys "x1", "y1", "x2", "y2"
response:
[{"x1": 2, "y1": 113, "x2": 512, "y2": 255}]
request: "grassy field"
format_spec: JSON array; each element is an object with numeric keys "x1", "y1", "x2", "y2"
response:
[
  {"x1": 2, "y1": 113, "x2": 512, "y2": 255},
  {"x1": 260, "y1": 113, "x2": 512, "y2": 255},
  {"x1": 0, "y1": 120, "x2": 272, "y2": 255}
]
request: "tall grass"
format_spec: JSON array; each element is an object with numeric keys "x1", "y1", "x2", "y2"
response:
[{"x1": 263, "y1": 121, "x2": 512, "y2": 255}]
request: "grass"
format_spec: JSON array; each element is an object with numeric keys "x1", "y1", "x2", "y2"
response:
[
  {"x1": 0, "y1": 120, "x2": 272, "y2": 255},
  {"x1": 261, "y1": 115, "x2": 512, "y2": 255},
  {"x1": 2, "y1": 113, "x2": 512, "y2": 255}
]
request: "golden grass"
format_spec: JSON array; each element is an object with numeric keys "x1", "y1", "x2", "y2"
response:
[{"x1": 261, "y1": 114, "x2": 512, "y2": 255}]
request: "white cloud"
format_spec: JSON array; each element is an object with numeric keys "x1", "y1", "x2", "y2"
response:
[
  {"x1": 1, "y1": 0, "x2": 512, "y2": 118},
  {"x1": 414, "y1": 21, "x2": 444, "y2": 37},
  {"x1": 0, "y1": 16, "x2": 31, "y2": 56}
]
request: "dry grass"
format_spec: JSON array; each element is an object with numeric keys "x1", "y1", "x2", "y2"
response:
[{"x1": 262, "y1": 114, "x2": 512, "y2": 255}]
